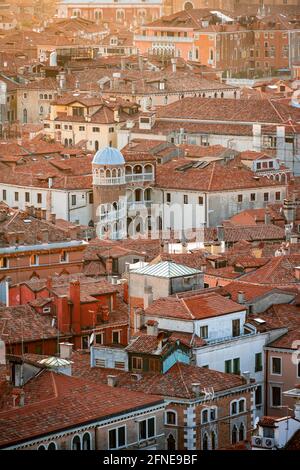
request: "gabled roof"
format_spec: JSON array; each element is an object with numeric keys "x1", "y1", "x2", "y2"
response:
[{"x1": 131, "y1": 260, "x2": 202, "y2": 278}]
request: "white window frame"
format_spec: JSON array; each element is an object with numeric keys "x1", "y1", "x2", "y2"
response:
[
  {"x1": 271, "y1": 356, "x2": 282, "y2": 376},
  {"x1": 137, "y1": 416, "x2": 156, "y2": 442}
]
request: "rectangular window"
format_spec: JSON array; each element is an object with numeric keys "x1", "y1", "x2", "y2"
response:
[
  {"x1": 237, "y1": 194, "x2": 243, "y2": 203},
  {"x1": 183, "y1": 194, "x2": 188, "y2": 204},
  {"x1": 72, "y1": 107, "x2": 84, "y2": 117},
  {"x1": 139, "y1": 417, "x2": 155, "y2": 440},
  {"x1": 30, "y1": 254, "x2": 39, "y2": 266},
  {"x1": 37, "y1": 193, "x2": 42, "y2": 204},
  {"x1": 132, "y1": 356, "x2": 143, "y2": 371},
  {"x1": 112, "y1": 330, "x2": 120, "y2": 344},
  {"x1": 2, "y1": 189, "x2": 6, "y2": 200},
  {"x1": 82, "y1": 336, "x2": 89, "y2": 349},
  {"x1": 166, "y1": 193, "x2": 171, "y2": 203},
  {"x1": 271, "y1": 357, "x2": 281, "y2": 375},
  {"x1": 0, "y1": 258, "x2": 9, "y2": 269},
  {"x1": 95, "y1": 333, "x2": 104, "y2": 344},
  {"x1": 89, "y1": 193, "x2": 93, "y2": 204},
  {"x1": 79, "y1": 126, "x2": 85, "y2": 131},
  {"x1": 200, "y1": 325, "x2": 208, "y2": 339},
  {"x1": 109, "y1": 127, "x2": 114, "y2": 133},
  {"x1": 255, "y1": 353, "x2": 263, "y2": 372},
  {"x1": 225, "y1": 359, "x2": 232, "y2": 374},
  {"x1": 25, "y1": 192, "x2": 30, "y2": 202},
  {"x1": 297, "y1": 361, "x2": 300, "y2": 378},
  {"x1": 95, "y1": 358, "x2": 106, "y2": 367},
  {"x1": 14, "y1": 192, "x2": 19, "y2": 201},
  {"x1": 232, "y1": 319, "x2": 240, "y2": 337},
  {"x1": 250, "y1": 193, "x2": 256, "y2": 201},
  {"x1": 109, "y1": 426, "x2": 126, "y2": 449},
  {"x1": 275, "y1": 191, "x2": 281, "y2": 201},
  {"x1": 71, "y1": 195, "x2": 76, "y2": 206},
  {"x1": 271, "y1": 386, "x2": 281, "y2": 407},
  {"x1": 198, "y1": 196, "x2": 203, "y2": 205},
  {"x1": 233, "y1": 357, "x2": 240, "y2": 375},
  {"x1": 93, "y1": 127, "x2": 100, "y2": 132},
  {"x1": 264, "y1": 193, "x2": 269, "y2": 202},
  {"x1": 255, "y1": 385, "x2": 262, "y2": 406},
  {"x1": 60, "y1": 251, "x2": 68, "y2": 263}
]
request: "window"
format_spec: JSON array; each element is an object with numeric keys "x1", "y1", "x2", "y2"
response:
[
  {"x1": 132, "y1": 356, "x2": 143, "y2": 370},
  {"x1": 275, "y1": 191, "x2": 281, "y2": 201},
  {"x1": 0, "y1": 258, "x2": 9, "y2": 269},
  {"x1": 202, "y1": 409, "x2": 208, "y2": 423},
  {"x1": 82, "y1": 433, "x2": 91, "y2": 450},
  {"x1": 255, "y1": 385, "x2": 262, "y2": 406},
  {"x1": 89, "y1": 193, "x2": 94, "y2": 204},
  {"x1": 48, "y1": 442, "x2": 57, "y2": 450},
  {"x1": 237, "y1": 194, "x2": 243, "y2": 203},
  {"x1": 25, "y1": 192, "x2": 30, "y2": 202},
  {"x1": 231, "y1": 401, "x2": 237, "y2": 415},
  {"x1": 269, "y1": 161, "x2": 274, "y2": 168},
  {"x1": 255, "y1": 353, "x2": 263, "y2": 372},
  {"x1": 95, "y1": 333, "x2": 104, "y2": 344},
  {"x1": 30, "y1": 254, "x2": 39, "y2": 266},
  {"x1": 112, "y1": 330, "x2": 120, "y2": 344},
  {"x1": 139, "y1": 417, "x2": 155, "y2": 440},
  {"x1": 167, "y1": 434, "x2": 176, "y2": 450},
  {"x1": 82, "y1": 336, "x2": 89, "y2": 349},
  {"x1": 38, "y1": 445, "x2": 46, "y2": 450},
  {"x1": 92, "y1": 127, "x2": 100, "y2": 133},
  {"x1": 271, "y1": 386, "x2": 281, "y2": 407},
  {"x1": 183, "y1": 195, "x2": 188, "y2": 204},
  {"x1": 210, "y1": 408, "x2": 217, "y2": 421},
  {"x1": 202, "y1": 433, "x2": 208, "y2": 450},
  {"x1": 2, "y1": 189, "x2": 6, "y2": 200},
  {"x1": 225, "y1": 359, "x2": 232, "y2": 374},
  {"x1": 23, "y1": 109, "x2": 27, "y2": 123},
  {"x1": 232, "y1": 425, "x2": 238, "y2": 444},
  {"x1": 71, "y1": 195, "x2": 77, "y2": 206},
  {"x1": 14, "y1": 192, "x2": 19, "y2": 201},
  {"x1": 23, "y1": 93, "x2": 27, "y2": 99},
  {"x1": 198, "y1": 196, "x2": 204, "y2": 205},
  {"x1": 250, "y1": 193, "x2": 256, "y2": 201},
  {"x1": 60, "y1": 251, "x2": 68, "y2": 263},
  {"x1": 166, "y1": 193, "x2": 171, "y2": 203},
  {"x1": 233, "y1": 358, "x2": 240, "y2": 375},
  {"x1": 109, "y1": 426, "x2": 126, "y2": 449},
  {"x1": 232, "y1": 319, "x2": 240, "y2": 337},
  {"x1": 264, "y1": 193, "x2": 269, "y2": 202},
  {"x1": 79, "y1": 126, "x2": 85, "y2": 131},
  {"x1": 239, "y1": 423, "x2": 245, "y2": 441},
  {"x1": 271, "y1": 357, "x2": 281, "y2": 375},
  {"x1": 200, "y1": 325, "x2": 208, "y2": 339},
  {"x1": 297, "y1": 361, "x2": 300, "y2": 378},
  {"x1": 239, "y1": 399, "x2": 245, "y2": 413},
  {"x1": 109, "y1": 127, "x2": 114, "y2": 133},
  {"x1": 72, "y1": 107, "x2": 84, "y2": 117},
  {"x1": 37, "y1": 193, "x2": 42, "y2": 204},
  {"x1": 211, "y1": 431, "x2": 216, "y2": 450},
  {"x1": 166, "y1": 411, "x2": 176, "y2": 425}
]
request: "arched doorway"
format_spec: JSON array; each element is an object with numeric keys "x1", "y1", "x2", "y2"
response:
[{"x1": 167, "y1": 434, "x2": 176, "y2": 451}]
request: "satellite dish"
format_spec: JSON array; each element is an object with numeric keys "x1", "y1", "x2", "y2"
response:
[{"x1": 89, "y1": 333, "x2": 95, "y2": 345}]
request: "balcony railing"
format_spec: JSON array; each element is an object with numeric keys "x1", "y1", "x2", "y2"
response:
[
  {"x1": 134, "y1": 35, "x2": 193, "y2": 43},
  {"x1": 127, "y1": 201, "x2": 152, "y2": 211},
  {"x1": 125, "y1": 173, "x2": 154, "y2": 183},
  {"x1": 93, "y1": 176, "x2": 126, "y2": 186},
  {"x1": 204, "y1": 331, "x2": 256, "y2": 346}
]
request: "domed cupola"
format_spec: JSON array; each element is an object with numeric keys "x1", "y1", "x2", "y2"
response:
[{"x1": 92, "y1": 147, "x2": 125, "y2": 185}]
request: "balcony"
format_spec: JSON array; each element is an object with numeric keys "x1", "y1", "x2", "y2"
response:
[
  {"x1": 205, "y1": 331, "x2": 256, "y2": 346},
  {"x1": 125, "y1": 173, "x2": 154, "y2": 183},
  {"x1": 93, "y1": 176, "x2": 126, "y2": 186},
  {"x1": 134, "y1": 35, "x2": 193, "y2": 43}
]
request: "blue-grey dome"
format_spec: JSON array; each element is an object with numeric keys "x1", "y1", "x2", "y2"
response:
[{"x1": 92, "y1": 147, "x2": 125, "y2": 166}]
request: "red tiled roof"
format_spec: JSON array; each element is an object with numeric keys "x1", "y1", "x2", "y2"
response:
[{"x1": 0, "y1": 370, "x2": 163, "y2": 448}]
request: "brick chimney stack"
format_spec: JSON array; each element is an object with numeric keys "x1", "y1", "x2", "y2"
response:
[{"x1": 69, "y1": 280, "x2": 81, "y2": 334}]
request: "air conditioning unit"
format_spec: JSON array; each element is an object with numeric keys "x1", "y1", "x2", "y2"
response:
[
  {"x1": 251, "y1": 436, "x2": 263, "y2": 447},
  {"x1": 263, "y1": 437, "x2": 275, "y2": 449}
]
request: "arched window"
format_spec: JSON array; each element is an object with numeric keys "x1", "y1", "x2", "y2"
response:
[
  {"x1": 214, "y1": 92, "x2": 217, "y2": 98},
  {"x1": 23, "y1": 108, "x2": 28, "y2": 123},
  {"x1": 167, "y1": 434, "x2": 176, "y2": 450},
  {"x1": 166, "y1": 411, "x2": 177, "y2": 425},
  {"x1": 202, "y1": 432, "x2": 208, "y2": 450},
  {"x1": 221, "y1": 92, "x2": 224, "y2": 98},
  {"x1": 232, "y1": 425, "x2": 238, "y2": 445},
  {"x1": 134, "y1": 188, "x2": 142, "y2": 202},
  {"x1": 72, "y1": 435, "x2": 81, "y2": 450},
  {"x1": 230, "y1": 400, "x2": 237, "y2": 415},
  {"x1": 144, "y1": 188, "x2": 151, "y2": 201},
  {"x1": 202, "y1": 409, "x2": 208, "y2": 424},
  {"x1": 68, "y1": 138, "x2": 72, "y2": 146},
  {"x1": 38, "y1": 444, "x2": 46, "y2": 450},
  {"x1": 211, "y1": 431, "x2": 216, "y2": 450},
  {"x1": 239, "y1": 423, "x2": 245, "y2": 441},
  {"x1": 44, "y1": 94, "x2": 47, "y2": 100},
  {"x1": 83, "y1": 432, "x2": 91, "y2": 450},
  {"x1": 64, "y1": 138, "x2": 68, "y2": 147},
  {"x1": 48, "y1": 442, "x2": 57, "y2": 450},
  {"x1": 39, "y1": 93, "x2": 43, "y2": 99},
  {"x1": 239, "y1": 398, "x2": 246, "y2": 413}
]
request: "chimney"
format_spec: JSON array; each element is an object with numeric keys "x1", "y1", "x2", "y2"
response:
[
  {"x1": 191, "y1": 383, "x2": 201, "y2": 398},
  {"x1": 49, "y1": 213, "x2": 56, "y2": 225},
  {"x1": 59, "y1": 342, "x2": 73, "y2": 359},
  {"x1": 265, "y1": 210, "x2": 271, "y2": 225},
  {"x1": 39, "y1": 228, "x2": 49, "y2": 243},
  {"x1": 46, "y1": 276, "x2": 53, "y2": 291},
  {"x1": 216, "y1": 225, "x2": 225, "y2": 242},
  {"x1": 69, "y1": 281, "x2": 81, "y2": 334},
  {"x1": 101, "y1": 304, "x2": 109, "y2": 322},
  {"x1": 146, "y1": 320, "x2": 158, "y2": 336},
  {"x1": 56, "y1": 295, "x2": 70, "y2": 333},
  {"x1": 106, "y1": 258, "x2": 113, "y2": 275},
  {"x1": 41, "y1": 209, "x2": 47, "y2": 220},
  {"x1": 144, "y1": 285, "x2": 153, "y2": 309},
  {"x1": 19, "y1": 390, "x2": 25, "y2": 407},
  {"x1": 241, "y1": 371, "x2": 251, "y2": 384},
  {"x1": 171, "y1": 58, "x2": 177, "y2": 73},
  {"x1": 237, "y1": 291, "x2": 245, "y2": 304},
  {"x1": 107, "y1": 375, "x2": 118, "y2": 387}
]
